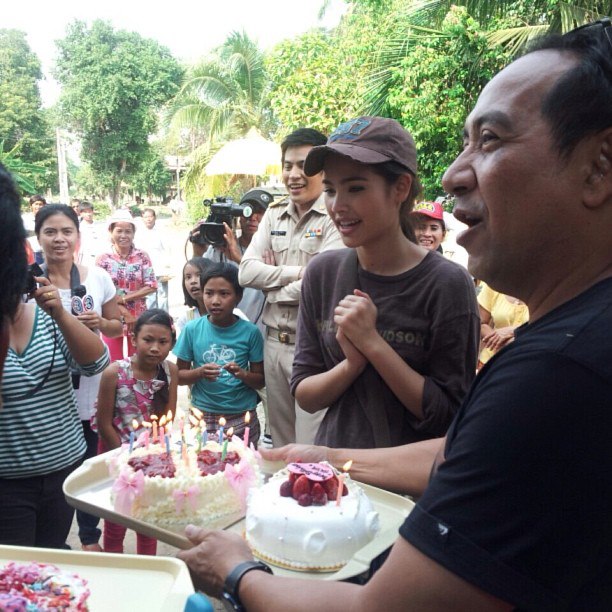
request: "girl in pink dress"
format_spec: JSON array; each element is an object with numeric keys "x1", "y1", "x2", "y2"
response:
[{"x1": 94, "y1": 309, "x2": 178, "y2": 554}]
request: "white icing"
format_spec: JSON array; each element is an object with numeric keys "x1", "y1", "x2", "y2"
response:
[
  {"x1": 246, "y1": 469, "x2": 380, "y2": 570},
  {"x1": 108, "y1": 440, "x2": 262, "y2": 525}
]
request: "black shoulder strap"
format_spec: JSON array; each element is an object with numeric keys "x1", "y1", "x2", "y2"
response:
[{"x1": 40, "y1": 263, "x2": 81, "y2": 293}]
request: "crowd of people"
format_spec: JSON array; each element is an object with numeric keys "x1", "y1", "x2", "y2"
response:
[{"x1": 0, "y1": 17, "x2": 610, "y2": 611}]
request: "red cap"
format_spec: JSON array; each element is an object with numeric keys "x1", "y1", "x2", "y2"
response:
[
  {"x1": 411, "y1": 201, "x2": 444, "y2": 221},
  {"x1": 304, "y1": 117, "x2": 417, "y2": 176}
]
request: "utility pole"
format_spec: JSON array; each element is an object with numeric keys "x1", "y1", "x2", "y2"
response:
[{"x1": 56, "y1": 128, "x2": 69, "y2": 203}]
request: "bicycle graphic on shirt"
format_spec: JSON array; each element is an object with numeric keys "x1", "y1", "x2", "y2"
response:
[{"x1": 202, "y1": 344, "x2": 237, "y2": 380}]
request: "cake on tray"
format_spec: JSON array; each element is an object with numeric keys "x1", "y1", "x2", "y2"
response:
[
  {"x1": 246, "y1": 462, "x2": 380, "y2": 572},
  {"x1": 107, "y1": 436, "x2": 262, "y2": 526}
]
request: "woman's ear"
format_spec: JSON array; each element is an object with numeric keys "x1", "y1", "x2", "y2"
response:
[{"x1": 394, "y1": 174, "x2": 413, "y2": 204}]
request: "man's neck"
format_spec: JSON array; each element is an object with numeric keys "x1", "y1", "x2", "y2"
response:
[{"x1": 292, "y1": 196, "x2": 319, "y2": 219}]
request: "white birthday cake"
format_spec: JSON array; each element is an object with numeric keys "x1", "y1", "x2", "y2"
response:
[
  {"x1": 246, "y1": 463, "x2": 380, "y2": 571},
  {"x1": 108, "y1": 438, "x2": 262, "y2": 526}
]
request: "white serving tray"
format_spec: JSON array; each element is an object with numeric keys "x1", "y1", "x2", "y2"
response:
[
  {"x1": 0, "y1": 545, "x2": 193, "y2": 611},
  {"x1": 64, "y1": 453, "x2": 414, "y2": 581}
]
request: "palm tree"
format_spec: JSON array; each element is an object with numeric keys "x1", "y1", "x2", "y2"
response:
[
  {"x1": 166, "y1": 31, "x2": 276, "y2": 195},
  {"x1": 361, "y1": 0, "x2": 611, "y2": 114}
]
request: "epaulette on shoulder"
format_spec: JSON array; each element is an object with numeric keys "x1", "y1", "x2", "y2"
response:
[{"x1": 269, "y1": 195, "x2": 290, "y2": 207}]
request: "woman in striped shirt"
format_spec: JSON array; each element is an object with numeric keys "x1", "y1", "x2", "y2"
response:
[{"x1": 0, "y1": 277, "x2": 109, "y2": 549}]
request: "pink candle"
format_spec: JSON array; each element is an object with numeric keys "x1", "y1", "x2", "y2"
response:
[
  {"x1": 336, "y1": 460, "x2": 353, "y2": 507},
  {"x1": 243, "y1": 411, "x2": 251, "y2": 448}
]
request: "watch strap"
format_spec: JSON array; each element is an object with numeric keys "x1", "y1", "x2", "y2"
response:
[{"x1": 224, "y1": 560, "x2": 273, "y2": 601}]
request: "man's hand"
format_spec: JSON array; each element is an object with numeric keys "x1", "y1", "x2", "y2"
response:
[
  {"x1": 259, "y1": 444, "x2": 330, "y2": 464},
  {"x1": 221, "y1": 222, "x2": 243, "y2": 264},
  {"x1": 177, "y1": 526, "x2": 254, "y2": 596}
]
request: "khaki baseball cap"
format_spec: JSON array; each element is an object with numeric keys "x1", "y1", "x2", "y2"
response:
[{"x1": 304, "y1": 116, "x2": 418, "y2": 176}]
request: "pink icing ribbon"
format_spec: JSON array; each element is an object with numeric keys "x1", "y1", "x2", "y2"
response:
[
  {"x1": 112, "y1": 468, "x2": 144, "y2": 515},
  {"x1": 172, "y1": 485, "x2": 199, "y2": 513},
  {"x1": 224, "y1": 458, "x2": 256, "y2": 509}
]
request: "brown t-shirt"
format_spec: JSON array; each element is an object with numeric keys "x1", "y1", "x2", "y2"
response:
[{"x1": 291, "y1": 249, "x2": 480, "y2": 448}]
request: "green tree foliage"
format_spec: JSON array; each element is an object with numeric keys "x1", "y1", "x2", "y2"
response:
[
  {"x1": 0, "y1": 29, "x2": 56, "y2": 192},
  {"x1": 386, "y1": 7, "x2": 511, "y2": 197},
  {"x1": 54, "y1": 20, "x2": 183, "y2": 206},
  {"x1": 167, "y1": 30, "x2": 275, "y2": 204},
  {"x1": 265, "y1": 5, "x2": 382, "y2": 135},
  {"x1": 128, "y1": 146, "x2": 173, "y2": 201}
]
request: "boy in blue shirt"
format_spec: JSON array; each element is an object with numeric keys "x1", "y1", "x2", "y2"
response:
[{"x1": 174, "y1": 263, "x2": 264, "y2": 446}]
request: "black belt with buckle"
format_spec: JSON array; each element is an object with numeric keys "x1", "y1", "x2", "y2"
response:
[{"x1": 267, "y1": 328, "x2": 296, "y2": 344}]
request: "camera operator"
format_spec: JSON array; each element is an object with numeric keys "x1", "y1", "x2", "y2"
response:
[{"x1": 203, "y1": 190, "x2": 271, "y2": 267}]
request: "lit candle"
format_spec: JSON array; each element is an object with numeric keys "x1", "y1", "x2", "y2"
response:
[
  {"x1": 151, "y1": 415, "x2": 158, "y2": 443},
  {"x1": 218, "y1": 417, "x2": 226, "y2": 445},
  {"x1": 243, "y1": 411, "x2": 251, "y2": 448},
  {"x1": 182, "y1": 440, "x2": 188, "y2": 465},
  {"x1": 165, "y1": 434, "x2": 171, "y2": 456},
  {"x1": 221, "y1": 427, "x2": 234, "y2": 461},
  {"x1": 336, "y1": 460, "x2": 353, "y2": 507},
  {"x1": 129, "y1": 419, "x2": 138, "y2": 453}
]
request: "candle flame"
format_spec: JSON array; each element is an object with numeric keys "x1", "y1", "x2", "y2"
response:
[
  {"x1": 244, "y1": 411, "x2": 251, "y2": 424},
  {"x1": 131, "y1": 419, "x2": 139, "y2": 430},
  {"x1": 188, "y1": 415, "x2": 199, "y2": 427},
  {"x1": 190, "y1": 406, "x2": 203, "y2": 419},
  {"x1": 227, "y1": 427, "x2": 234, "y2": 437},
  {"x1": 159, "y1": 415, "x2": 167, "y2": 426},
  {"x1": 166, "y1": 410, "x2": 173, "y2": 422},
  {"x1": 219, "y1": 417, "x2": 226, "y2": 427},
  {"x1": 342, "y1": 460, "x2": 353, "y2": 472},
  {"x1": 142, "y1": 421, "x2": 152, "y2": 429},
  {"x1": 150, "y1": 414, "x2": 158, "y2": 421}
]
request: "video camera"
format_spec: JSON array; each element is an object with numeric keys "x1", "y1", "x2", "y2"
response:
[{"x1": 190, "y1": 196, "x2": 253, "y2": 247}]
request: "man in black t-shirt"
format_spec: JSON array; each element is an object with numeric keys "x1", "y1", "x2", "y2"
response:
[{"x1": 177, "y1": 21, "x2": 612, "y2": 611}]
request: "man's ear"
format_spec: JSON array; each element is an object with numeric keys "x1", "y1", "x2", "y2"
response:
[{"x1": 584, "y1": 128, "x2": 612, "y2": 209}]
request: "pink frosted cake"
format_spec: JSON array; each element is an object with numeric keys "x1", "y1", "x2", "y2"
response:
[
  {"x1": 0, "y1": 562, "x2": 90, "y2": 611},
  {"x1": 246, "y1": 463, "x2": 380, "y2": 571},
  {"x1": 107, "y1": 438, "x2": 262, "y2": 526}
]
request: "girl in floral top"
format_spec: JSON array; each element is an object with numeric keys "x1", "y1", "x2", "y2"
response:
[
  {"x1": 94, "y1": 309, "x2": 178, "y2": 554},
  {"x1": 95, "y1": 210, "x2": 157, "y2": 361}
]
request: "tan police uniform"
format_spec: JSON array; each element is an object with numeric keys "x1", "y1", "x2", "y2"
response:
[{"x1": 239, "y1": 194, "x2": 344, "y2": 446}]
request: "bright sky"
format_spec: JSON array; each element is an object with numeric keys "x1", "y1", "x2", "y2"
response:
[{"x1": 3, "y1": 0, "x2": 346, "y2": 106}]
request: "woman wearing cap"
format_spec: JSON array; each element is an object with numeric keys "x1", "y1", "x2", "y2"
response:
[
  {"x1": 95, "y1": 210, "x2": 157, "y2": 361},
  {"x1": 410, "y1": 201, "x2": 447, "y2": 253},
  {"x1": 291, "y1": 117, "x2": 480, "y2": 449}
]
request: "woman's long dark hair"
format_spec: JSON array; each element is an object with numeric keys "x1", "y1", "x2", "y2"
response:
[
  {"x1": 133, "y1": 309, "x2": 176, "y2": 417},
  {"x1": 34, "y1": 203, "x2": 79, "y2": 237}
]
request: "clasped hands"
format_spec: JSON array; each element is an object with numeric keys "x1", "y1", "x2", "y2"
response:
[
  {"x1": 199, "y1": 361, "x2": 245, "y2": 381},
  {"x1": 334, "y1": 289, "x2": 378, "y2": 368}
]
